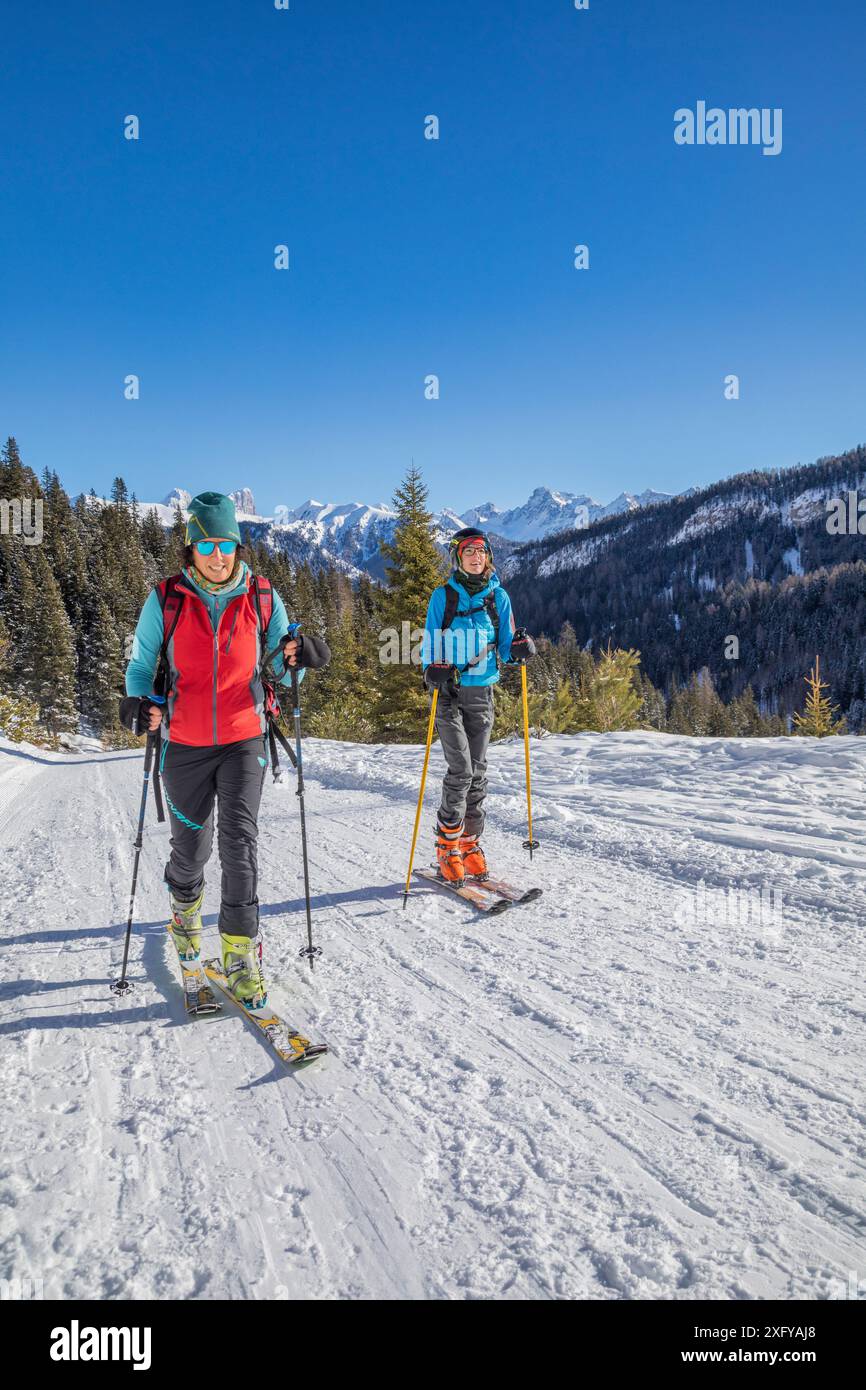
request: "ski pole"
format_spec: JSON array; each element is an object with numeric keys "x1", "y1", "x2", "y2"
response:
[
  {"x1": 402, "y1": 689, "x2": 439, "y2": 908},
  {"x1": 520, "y1": 663, "x2": 539, "y2": 859},
  {"x1": 111, "y1": 730, "x2": 158, "y2": 995},
  {"x1": 290, "y1": 666, "x2": 322, "y2": 969}
]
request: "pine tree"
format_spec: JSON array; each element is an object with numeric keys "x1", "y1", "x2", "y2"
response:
[
  {"x1": 140, "y1": 507, "x2": 169, "y2": 579},
  {"x1": 557, "y1": 621, "x2": 583, "y2": 683},
  {"x1": 79, "y1": 588, "x2": 124, "y2": 737},
  {"x1": 0, "y1": 616, "x2": 41, "y2": 743},
  {"x1": 19, "y1": 548, "x2": 78, "y2": 739},
  {"x1": 544, "y1": 678, "x2": 579, "y2": 733},
  {"x1": 111, "y1": 476, "x2": 129, "y2": 507},
  {"x1": 374, "y1": 466, "x2": 447, "y2": 741},
  {"x1": 492, "y1": 681, "x2": 523, "y2": 740},
  {"x1": 306, "y1": 579, "x2": 377, "y2": 742},
  {"x1": 40, "y1": 470, "x2": 87, "y2": 627},
  {"x1": 728, "y1": 685, "x2": 766, "y2": 736},
  {"x1": 574, "y1": 644, "x2": 642, "y2": 732},
  {"x1": 167, "y1": 503, "x2": 187, "y2": 573},
  {"x1": 638, "y1": 673, "x2": 667, "y2": 731},
  {"x1": 0, "y1": 436, "x2": 34, "y2": 496},
  {"x1": 792, "y1": 655, "x2": 847, "y2": 736}
]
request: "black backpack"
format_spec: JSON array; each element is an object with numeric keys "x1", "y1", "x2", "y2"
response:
[{"x1": 440, "y1": 582, "x2": 500, "y2": 640}]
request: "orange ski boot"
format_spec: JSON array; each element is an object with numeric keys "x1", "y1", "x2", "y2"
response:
[
  {"x1": 436, "y1": 821, "x2": 465, "y2": 884},
  {"x1": 459, "y1": 834, "x2": 488, "y2": 879}
]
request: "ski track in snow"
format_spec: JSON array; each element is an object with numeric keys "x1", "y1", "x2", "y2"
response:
[{"x1": 0, "y1": 731, "x2": 863, "y2": 1301}]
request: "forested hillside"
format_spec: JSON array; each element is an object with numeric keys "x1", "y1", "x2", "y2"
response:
[
  {"x1": 0, "y1": 436, "x2": 854, "y2": 746},
  {"x1": 505, "y1": 446, "x2": 866, "y2": 728}
]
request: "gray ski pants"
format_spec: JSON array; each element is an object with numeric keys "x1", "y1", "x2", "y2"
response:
[
  {"x1": 434, "y1": 684, "x2": 495, "y2": 838},
  {"x1": 159, "y1": 734, "x2": 269, "y2": 937}
]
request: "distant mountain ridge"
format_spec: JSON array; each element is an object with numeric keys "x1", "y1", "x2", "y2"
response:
[
  {"x1": 463, "y1": 486, "x2": 675, "y2": 541},
  {"x1": 134, "y1": 483, "x2": 677, "y2": 578}
]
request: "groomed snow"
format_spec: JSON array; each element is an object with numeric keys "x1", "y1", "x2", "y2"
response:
[{"x1": 0, "y1": 731, "x2": 863, "y2": 1300}]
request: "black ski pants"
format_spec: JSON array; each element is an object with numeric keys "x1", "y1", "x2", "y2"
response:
[{"x1": 159, "y1": 735, "x2": 268, "y2": 938}]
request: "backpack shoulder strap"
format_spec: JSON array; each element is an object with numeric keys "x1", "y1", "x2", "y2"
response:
[
  {"x1": 440, "y1": 583, "x2": 459, "y2": 631},
  {"x1": 484, "y1": 590, "x2": 500, "y2": 637},
  {"x1": 156, "y1": 575, "x2": 185, "y2": 651},
  {"x1": 156, "y1": 573, "x2": 180, "y2": 612},
  {"x1": 149, "y1": 575, "x2": 186, "y2": 821},
  {"x1": 251, "y1": 574, "x2": 273, "y2": 636}
]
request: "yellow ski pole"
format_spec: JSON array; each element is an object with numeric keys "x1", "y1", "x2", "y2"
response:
[
  {"x1": 520, "y1": 663, "x2": 539, "y2": 859},
  {"x1": 403, "y1": 689, "x2": 439, "y2": 908}
]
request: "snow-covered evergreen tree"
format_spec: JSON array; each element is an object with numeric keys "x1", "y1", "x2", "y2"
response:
[{"x1": 376, "y1": 467, "x2": 447, "y2": 742}]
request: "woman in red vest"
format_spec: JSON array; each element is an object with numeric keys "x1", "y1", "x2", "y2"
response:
[{"x1": 122, "y1": 492, "x2": 329, "y2": 1011}]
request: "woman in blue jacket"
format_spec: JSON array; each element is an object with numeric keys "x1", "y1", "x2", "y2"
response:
[{"x1": 423, "y1": 527, "x2": 535, "y2": 883}]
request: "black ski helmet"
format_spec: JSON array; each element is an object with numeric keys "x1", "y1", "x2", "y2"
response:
[{"x1": 449, "y1": 526, "x2": 493, "y2": 570}]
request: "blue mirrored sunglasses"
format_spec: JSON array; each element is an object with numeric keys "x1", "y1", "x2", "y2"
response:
[{"x1": 195, "y1": 540, "x2": 237, "y2": 556}]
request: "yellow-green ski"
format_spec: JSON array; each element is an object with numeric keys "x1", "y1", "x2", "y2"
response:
[
  {"x1": 165, "y1": 924, "x2": 222, "y2": 1017},
  {"x1": 201, "y1": 958, "x2": 328, "y2": 1066}
]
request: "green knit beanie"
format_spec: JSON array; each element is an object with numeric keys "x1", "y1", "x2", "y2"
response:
[{"x1": 185, "y1": 492, "x2": 241, "y2": 545}]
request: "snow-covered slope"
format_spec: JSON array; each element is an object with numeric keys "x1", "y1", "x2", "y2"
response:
[{"x1": 0, "y1": 731, "x2": 862, "y2": 1300}]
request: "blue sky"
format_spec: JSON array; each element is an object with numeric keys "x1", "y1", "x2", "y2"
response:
[{"x1": 2, "y1": 1, "x2": 864, "y2": 515}]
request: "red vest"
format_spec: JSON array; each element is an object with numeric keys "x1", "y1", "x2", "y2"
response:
[{"x1": 157, "y1": 574, "x2": 269, "y2": 746}]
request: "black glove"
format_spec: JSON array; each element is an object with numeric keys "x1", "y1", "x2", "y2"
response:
[
  {"x1": 283, "y1": 634, "x2": 331, "y2": 670},
  {"x1": 118, "y1": 695, "x2": 159, "y2": 735},
  {"x1": 424, "y1": 662, "x2": 460, "y2": 694},
  {"x1": 509, "y1": 628, "x2": 536, "y2": 664}
]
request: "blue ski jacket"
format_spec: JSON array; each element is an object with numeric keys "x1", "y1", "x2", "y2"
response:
[{"x1": 422, "y1": 572, "x2": 516, "y2": 686}]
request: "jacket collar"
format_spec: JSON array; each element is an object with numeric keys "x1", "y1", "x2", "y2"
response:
[{"x1": 448, "y1": 571, "x2": 499, "y2": 606}]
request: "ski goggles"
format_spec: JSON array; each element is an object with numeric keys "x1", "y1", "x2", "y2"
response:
[{"x1": 194, "y1": 539, "x2": 238, "y2": 556}]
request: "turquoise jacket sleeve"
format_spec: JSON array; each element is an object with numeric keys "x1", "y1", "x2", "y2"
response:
[
  {"x1": 266, "y1": 587, "x2": 306, "y2": 688},
  {"x1": 125, "y1": 589, "x2": 166, "y2": 697},
  {"x1": 495, "y1": 586, "x2": 516, "y2": 664},
  {"x1": 422, "y1": 585, "x2": 447, "y2": 669}
]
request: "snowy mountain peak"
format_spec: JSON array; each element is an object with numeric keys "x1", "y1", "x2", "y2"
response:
[
  {"x1": 160, "y1": 486, "x2": 258, "y2": 517},
  {"x1": 229, "y1": 488, "x2": 256, "y2": 516},
  {"x1": 161, "y1": 487, "x2": 191, "y2": 511}
]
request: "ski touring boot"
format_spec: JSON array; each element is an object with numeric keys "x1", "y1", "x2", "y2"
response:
[
  {"x1": 219, "y1": 931, "x2": 269, "y2": 1012},
  {"x1": 168, "y1": 888, "x2": 220, "y2": 1015},
  {"x1": 435, "y1": 819, "x2": 465, "y2": 884},
  {"x1": 459, "y1": 833, "x2": 488, "y2": 880}
]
